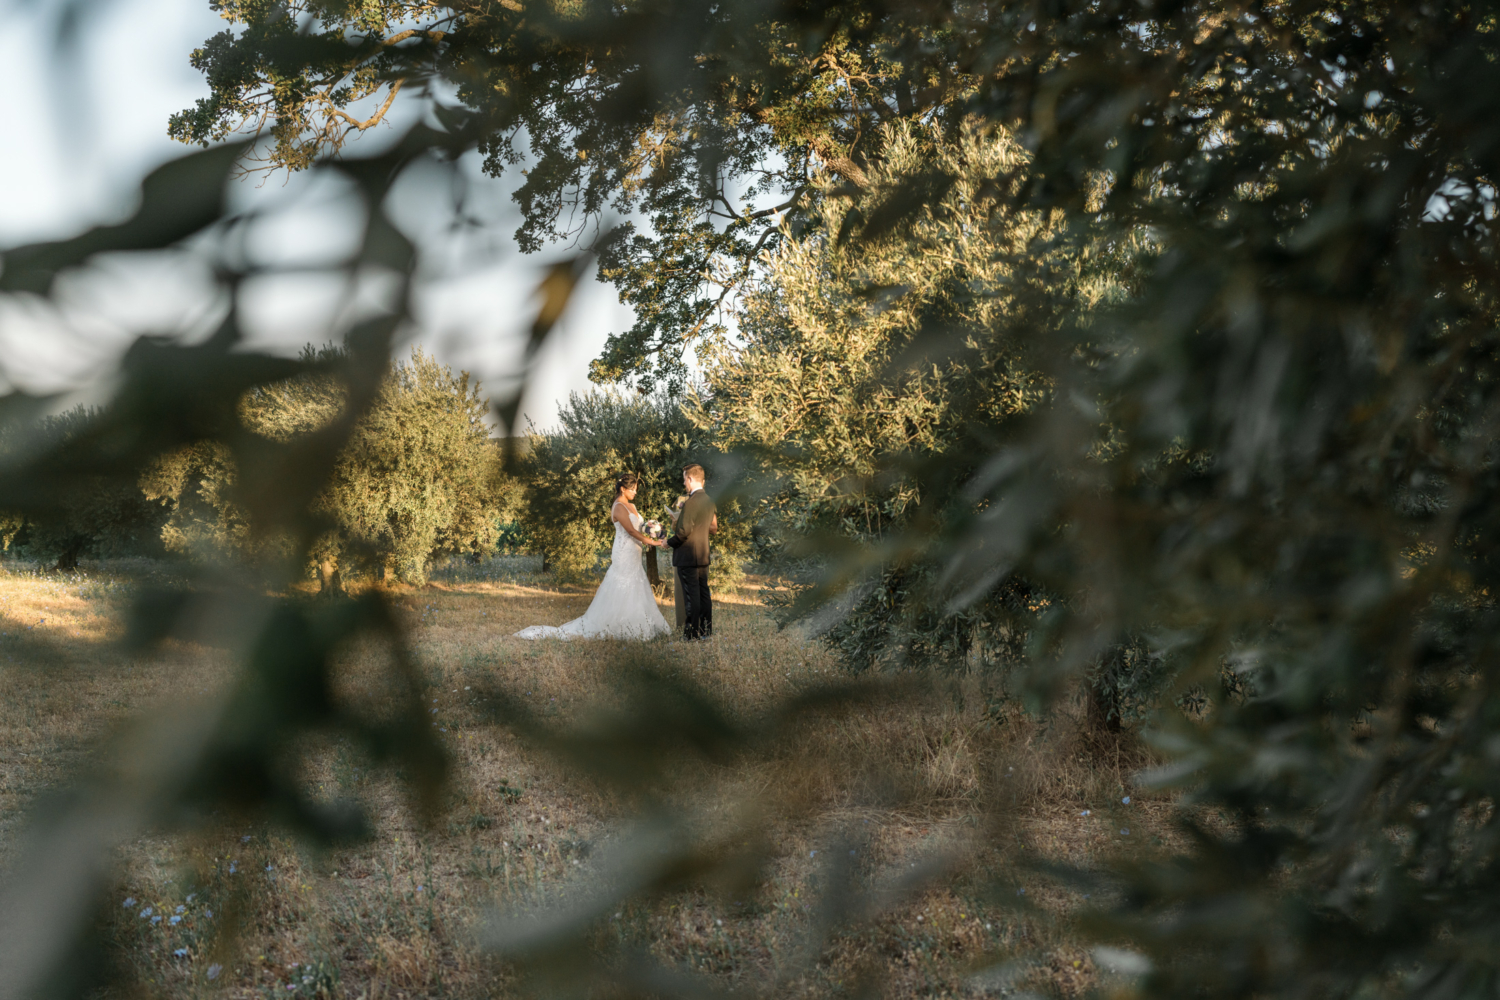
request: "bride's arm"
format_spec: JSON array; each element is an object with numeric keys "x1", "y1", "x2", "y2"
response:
[{"x1": 613, "y1": 502, "x2": 665, "y2": 546}]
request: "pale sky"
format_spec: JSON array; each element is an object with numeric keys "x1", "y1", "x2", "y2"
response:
[{"x1": 0, "y1": 1, "x2": 633, "y2": 432}]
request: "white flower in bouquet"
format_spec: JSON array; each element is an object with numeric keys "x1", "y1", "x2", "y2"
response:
[{"x1": 643, "y1": 519, "x2": 665, "y2": 540}]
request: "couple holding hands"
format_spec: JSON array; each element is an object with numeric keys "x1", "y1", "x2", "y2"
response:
[{"x1": 514, "y1": 464, "x2": 717, "y2": 642}]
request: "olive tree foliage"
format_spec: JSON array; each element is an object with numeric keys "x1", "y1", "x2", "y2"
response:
[
  {"x1": 316, "y1": 348, "x2": 511, "y2": 586},
  {"x1": 171, "y1": 0, "x2": 970, "y2": 390},
  {"x1": 520, "y1": 388, "x2": 748, "y2": 589},
  {"x1": 896, "y1": 6, "x2": 1500, "y2": 1000},
  {"x1": 701, "y1": 118, "x2": 1135, "y2": 676},
  {"x1": 3, "y1": 3, "x2": 1500, "y2": 1000},
  {"x1": 0, "y1": 406, "x2": 170, "y2": 569},
  {"x1": 143, "y1": 346, "x2": 512, "y2": 588}
]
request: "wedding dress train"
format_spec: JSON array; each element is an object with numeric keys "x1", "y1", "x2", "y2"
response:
[{"x1": 514, "y1": 508, "x2": 671, "y2": 641}]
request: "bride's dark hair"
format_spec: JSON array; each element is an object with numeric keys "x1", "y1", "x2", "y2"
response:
[{"x1": 614, "y1": 473, "x2": 640, "y2": 499}]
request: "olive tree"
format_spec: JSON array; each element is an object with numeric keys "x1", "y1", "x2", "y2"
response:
[
  {"x1": 145, "y1": 347, "x2": 513, "y2": 589},
  {"x1": 0, "y1": 406, "x2": 170, "y2": 570}
]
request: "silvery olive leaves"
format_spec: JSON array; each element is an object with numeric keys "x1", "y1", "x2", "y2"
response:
[{"x1": 2, "y1": 2, "x2": 1500, "y2": 1000}]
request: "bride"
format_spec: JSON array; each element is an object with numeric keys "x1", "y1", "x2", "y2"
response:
[{"x1": 514, "y1": 473, "x2": 672, "y2": 640}]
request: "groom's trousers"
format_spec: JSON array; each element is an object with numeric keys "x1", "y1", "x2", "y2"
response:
[{"x1": 677, "y1": 566, "x2": 712, "y2": 639}]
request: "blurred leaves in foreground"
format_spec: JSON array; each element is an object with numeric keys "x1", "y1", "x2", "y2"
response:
[{"x1": 3, "y1": 1, "x2": 1500, "y2": 999}]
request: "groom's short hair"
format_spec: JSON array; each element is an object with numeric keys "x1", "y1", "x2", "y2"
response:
[{"x1": 682, "y1": 463, "x2": 706, "y2": 483}]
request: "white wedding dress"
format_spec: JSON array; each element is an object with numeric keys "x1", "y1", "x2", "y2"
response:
[{"x1": 514, "y1": 506, "x2": 671, "y2": 641}]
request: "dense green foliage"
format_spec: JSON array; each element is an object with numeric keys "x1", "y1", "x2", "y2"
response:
[
  {"x1": 702, "y1": 119, "x2": 1127, "y2": 673},
  {"x1": 2, "y1": 2, "x2": 1500, "y2": 999},
  {"x1": 0, "y1": 407, "x2": 169, "y2": 569},
  {"x1": 520, "y1": 389, "x2": 748, "y2": 589},
  {"x1": 317, "y1": 349, "x2": 514, "y2": 586},
  {"x1": 143, "y1": 347, "x2": 514, "y2": 587}
]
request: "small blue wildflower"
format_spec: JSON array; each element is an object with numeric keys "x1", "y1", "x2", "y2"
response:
[
  {"x1": 416, "y1": 885, "x2": 424, "y2": 892},
  {"x1": 205, "y1": 909, "x2": 213, "y2": 919},
  {"x1": 207, "y1": 964, "x2": 222, "y2": 981},
  {"x1": 1079, "y1": 810, "x2": 1091, "y2": 817},
  {"x1": 122, "y1": 897, "x2": 136, "y2": 909},
  {"x1": 170, "y1": 916, "x2": 182, "y2": 925},
  {"x1": 1122, "y1": 796, "x2": 1131, "y2": 805},
  {"x1": 1120, "y1": 828, "x2": 1130, "y2": 836},
  {"x1": 151, "y1": 915, "x2": 162, "y2": 924},
  {"x1": 186, "y1": 893, "x2": 196, "y2": 903},
  {"x1": 175, "y1": 905, "x2": 185, "y2": 914},
  {"x1": 139, "y1": 907, "x2": 153, "y2": 919},
  {"x1": 265, "y1": 864, "x2": 274, "y2": 872},
  {"x1": 173, "y1": 948, "x2": 188, "y2": 958},
  {"x1": 809, "y1": 850, "x2": 817, "y2": 858}
]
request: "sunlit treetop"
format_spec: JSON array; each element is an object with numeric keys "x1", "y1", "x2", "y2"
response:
[{"x1": 171, "y1": 0, "x2": 970, "y2": 390}]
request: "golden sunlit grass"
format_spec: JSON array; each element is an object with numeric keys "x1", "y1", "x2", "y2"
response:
[{"x1": 0, "y1": 557, "x2": 1171, "y2": 1000}]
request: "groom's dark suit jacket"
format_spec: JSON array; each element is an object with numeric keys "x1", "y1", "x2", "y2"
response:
[{"x1": 668, "y1": 489, "x2": 716, "y2": 568}]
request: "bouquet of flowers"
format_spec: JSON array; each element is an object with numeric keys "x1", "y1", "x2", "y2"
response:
[{"x1": 642, "y1": 519, "x2": 666, "y2": 541}]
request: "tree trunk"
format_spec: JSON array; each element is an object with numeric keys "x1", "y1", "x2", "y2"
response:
[
  {"x1": 1086, "y1": 678, "x2": 1123, "y2": 735},
  {"x1": 53, "y1": 539, "x2": 83, "y2": 573},
  {"x1": 645, "y1": 545, "x2": 661, "y2": 588},
  {"x1": 317, "y1": 557, "x2": 346, "y2": 598}
]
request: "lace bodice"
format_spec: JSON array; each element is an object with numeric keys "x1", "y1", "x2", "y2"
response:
[{"x1": 613, "y1": 504, "x2": 643, "y2": 534}]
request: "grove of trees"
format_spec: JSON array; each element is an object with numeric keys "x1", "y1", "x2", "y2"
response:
[
  {"x1": 0, "y1": 406, "x2": 171, "y2": 570},
  {"x1": 2, "y1": 350, "x2": 747, "y2": 598}
]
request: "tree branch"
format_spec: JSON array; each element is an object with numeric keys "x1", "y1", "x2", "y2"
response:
[
  {"x1": 745, "y1": 189, "x2": 804, "y2": 220},
  {"x1": 808, "y1": 136, "x2": 869, "y2": 187},
  {"x1": 327, "y1": 79, "x2": 406, "y2": 131}
]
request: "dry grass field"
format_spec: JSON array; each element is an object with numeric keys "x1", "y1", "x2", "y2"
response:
[{"x1": 0, "y1": 557, "x2": 1171, "y2": 1000}]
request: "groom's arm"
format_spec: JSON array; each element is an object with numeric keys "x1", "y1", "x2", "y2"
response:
[{"x1": 667, "y1": 501, "x2": 692, "y2": 548}]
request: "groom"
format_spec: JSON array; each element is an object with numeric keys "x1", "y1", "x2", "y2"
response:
[{"x1": 667, "y1": 463, "x2": 717, "y2": 640}]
